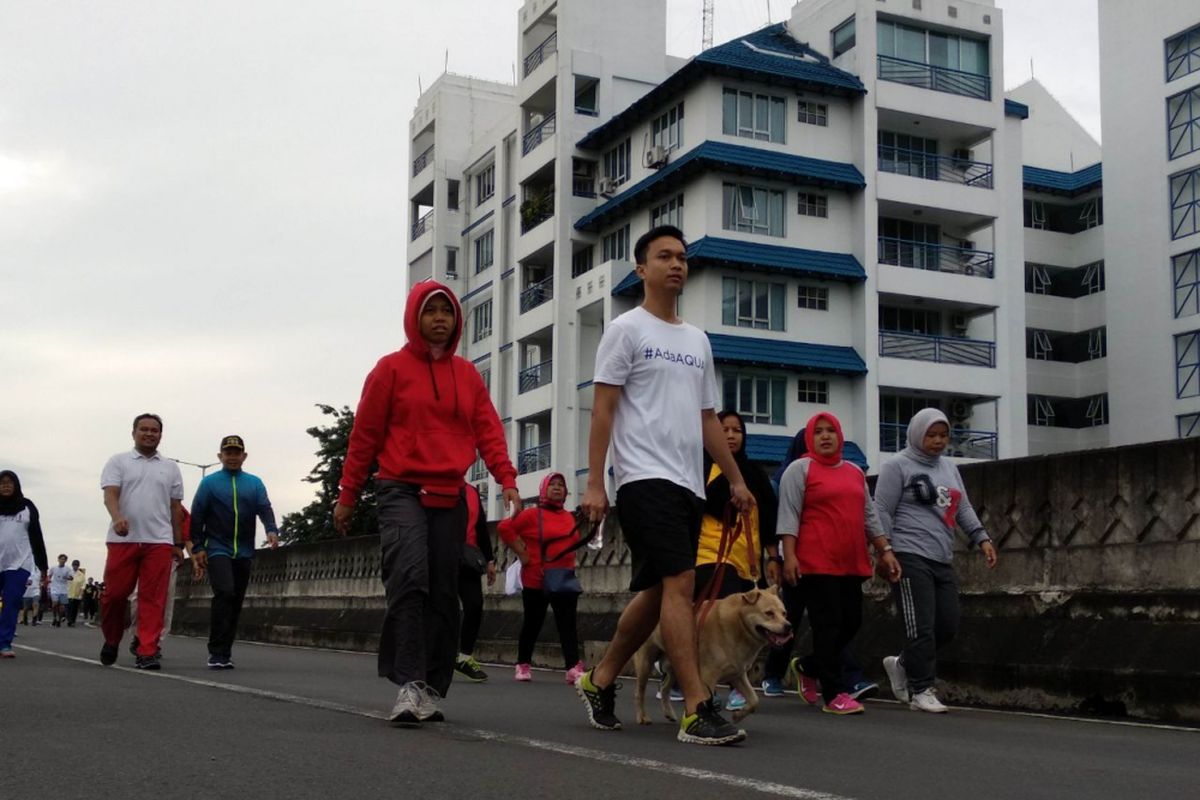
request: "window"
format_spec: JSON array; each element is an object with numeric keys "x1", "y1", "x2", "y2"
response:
[
  {"x1": 1085, "y1": 394, "x2": 1109, "y2": 427},
  {"x1": 722, "y1": 373, "x2": 787, "y2": 425},
  {"x1": 880, "y1": 307, "x2": 941, "y2": 335},
  {"x1": 1168, "y1": 87, "x2": 1200, "y2": 160},
  {"x1": 797, "y1": 101, "x2": 828, "y2": 127},
  {"x1": 879, "y1": 131, "x2": 939, "y2": 179},
  {"x1": 1171, "y1": 167, "x2": 1200, "y2": 240},
  {"x1": 652, "y1": 103, "x2": 684, "y2": 152},
  {"x1": 1082, "y1": 261, "x2": 1105, "y2": 295},
  {"x1": 603, "y1": 139, "x2": 632, "y2": 186},
  {"x1": 722, "y1": 277, "x2": 785, "y2": 331},
  {"x1": 650, "y1": 194, "x2": 684, "y2": 229},
  {"x1": 447, "y1": 180, "x2": 459, "y2": 211},
  {"x1": 797, "y1": 192, "x2": 828, "y2": 218},
  {"x1": 722, "y1": 183, "x2": 785, "y2": 237},
  {"x1": 575, "y1": 75, "x2": 599, "y2": 115},
  {"x1": 877, "y1": 20, "x2": 989, "y2": 76},
  {"x1": 1179, "y1": 413, "x2": 1200, "y2": 438},
  {"x1": 472, "y1": 300, "x2": 493, "y2": 343},
  {"x1": 445, "y1": 247, "x2": 458, "y2": 278},
  {"x1": 797, "y1": 379, "x2": 829, "y2": 404},
  {"x1": 1166, "y1": 23, "x2": 1200, "y2": 83},
  {"x1": 572, "y1": 246, "x2": 594, "y2": 277},
  {"x1": 474, "y1": 230, "x2": 494, "y2": 274},
  {"x1": 479, "y1": 366, "x2": 492, "y2": 393},
  {"x1": 602, "y1": 224, "x2": 631, "y2": 262},
  {"x1": 1087, "y1": 328, "x2": 1107, "y2": 360},
  {"x1": 475, "y1": 165, "x2": 495, "y2": 205},
  {"x1": 722, "y1": 88, "x2": 786, "y2": 143},
  {"x1": 831, "y1": 17, "x2": 856, "y2": 58},
  {"x1": 1174, "y1": 249, "x2": 1200, "y2": 318},
  {"x1": 1022, "y1": 198, "x2": 1104, "y2": 233},
  {"x1": 797, "y1": 286, "x2": 829, "y2": 310},
  {"x1": 1176, "y1": 330, "x2": 1200, "y2": 398},
  {"x1": 1030, "y1": 397, "x2": 1056, "y2": 427}
]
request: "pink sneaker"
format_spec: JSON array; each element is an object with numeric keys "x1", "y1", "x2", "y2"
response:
[
  {"x1": 564, "y1": 660, "x2": 586, "y2": 685},
  {"x1": 788, "y1": 657, "x2": 821, "y2": 705},
  {"x1": 822, "y1": 692, "x2": 865, "y2": 715},
  {"x1": 514, "y1": 663, "x2": 533, "y2": 682}
]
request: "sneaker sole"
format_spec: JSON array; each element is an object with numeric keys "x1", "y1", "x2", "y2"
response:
[
  {"x1": 909, "y1": 702, "x2": 949, "y2": 714},
  {"x1": 676, "y1": 727, "x2": 747, "y2": 746},
  {"x1": 821, "y1": 706, "x2": 865, "y2": 715},
  {"x1": 574, "y1": 680, "x2": 622, "y2": 731},
  {"x1": 389, "y1": 711, "x2": 421, "y2": 728},
  {"x1": 135, "y1": 663, "x2": 161, "y2": 671},
  {"x1": 419, "y1": 711, "x2": 446, "y2": 722}
]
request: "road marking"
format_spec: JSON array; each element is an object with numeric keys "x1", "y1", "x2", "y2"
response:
[{"x1": 18, "y1": 643, "x2": 855, "y2": 800}]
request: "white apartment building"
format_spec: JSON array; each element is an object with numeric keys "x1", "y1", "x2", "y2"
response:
[{"x1": 408, "y1": 0, "x2": 1031, "y2": 511}]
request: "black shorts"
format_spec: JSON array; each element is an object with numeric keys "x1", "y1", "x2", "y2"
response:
[
  {"x1": 616, "y1": 479, "x2": 703, "y2": 593},
  {"x1": 692, "y1": 562, "x2": 755, "y2": 602}
]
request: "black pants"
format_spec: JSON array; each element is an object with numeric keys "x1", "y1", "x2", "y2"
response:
[
  {"x1": 799, "y1": 575, "x2": 864, "y2": 704},
  {"x1": 517, "y1": 588, "x2": 579, "y2": 667},
  {"x1": 208, "y1": 556, "x2": 252, "y2": 658},
  {"x1": 763, "y1": 580, "x2": 868, "y2": 688},
  {"x1": 377, "y1": 481, "x2": 465, "y2": 697},
  {"x1": 892, "y1": 552, "x2": 960, "y2": 693},
  {"x1": 458, "y1": 566, "x2": 484, "y2": 656},
  {"x1": 67, "y1": 598, "x2": 81, "y2": 625}
]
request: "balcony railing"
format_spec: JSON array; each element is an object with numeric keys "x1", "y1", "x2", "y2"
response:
[
  {"x1": 572, "y1": 176, "x2": 596, "y2": 198},
  {"x1": 879, "y1": 331, "x2": 996, "y2": 367},
  {"x1": 880, "y1": 422, "x2": 997, "y2": 460},
  {"x1": 877, "y1": 236, "x2": 994, "y2": 277},
  {"x1": 518, "y1": 441, "x2": 552, "y2": 474},
  {"x1": 523, "y1": 31, "x2": 558, "y2": 77},
  {"x1": 522, "y1": 112, "x2": 557, "y2": 156},
  {"x1": 877, "y1": 54, "x2": 991, "y2": 100},
  {"x1": 520, "y1": 188, "x2": 555, "y2": 233},
  {"x1": 878, "y1": 145, "x2": 993, "y2": 188},
  {"x1": 412, "y1": 144, "x2": 434, "y2": 178},
  {"x1": 518, "y1": 359, "x2": 553, "y2": 394},
  {"x1": 519, "y1": 276, "x2": 554, "y2": 313},
  {"x1": 411, "y1": 209, "x2": 433, "y2": 241},
  {"x1": 469, "y1": 460, "x2": 487, "y2": 481}
]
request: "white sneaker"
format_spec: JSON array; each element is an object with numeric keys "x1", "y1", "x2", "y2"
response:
[
  {"x1": 388, "y1": 686, "x2": 420, "y2": 727},
  {"x1": 409, "y1": 680, "x2": 445, "y2": 722},
  {"x1": 883, "y1": 655, "x2": 910, "y2": 703},
  {"x1": 909, "y1": 688, "x2": 948, "y2": 714}
]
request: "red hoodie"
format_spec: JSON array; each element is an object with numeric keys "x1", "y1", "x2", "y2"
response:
[
  {"x1": 794, "y1": 412, "x2": 872, "y2": 577},
  {"x1": 338, "y1": 280, "x2": 517, "y2": 506},
  {"x1": 497, "y1": 472, "x2": 577, "y2": 590}
]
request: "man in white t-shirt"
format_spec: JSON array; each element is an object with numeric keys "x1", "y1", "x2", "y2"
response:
[
  {"x1": 98, "y1": 413, "x2": 185, "y2": 670},
  {"x1": 574, "y1": 225, "x2": 755, "y2": 747},
  {"x1": 46, "y1": 553, "x2": 73, "y2": 627}
]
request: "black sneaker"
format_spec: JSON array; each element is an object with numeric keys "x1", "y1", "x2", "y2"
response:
[
  {"x1": 99, "y1": 643, "x2": 118, "y2": 666},
  {"x1": 134, "y1": 655, "x2": 161, "y2": 671},
  {"x1": 677, "y1": 698, "x2": 747, "y2": 746},
  {"x1": 575, "y1": 668, "x2": 622, "y2": 731},
  {"x1": 207, "y1": 655, "x2": 225, "y2": 670},
  {"x1": 454, "y1": 656, "x2": 489, "y2": 682}
]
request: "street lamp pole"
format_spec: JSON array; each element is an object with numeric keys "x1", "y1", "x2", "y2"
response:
[{"x1": 171, "y1": 458, "x2": 219, "y2": 477}]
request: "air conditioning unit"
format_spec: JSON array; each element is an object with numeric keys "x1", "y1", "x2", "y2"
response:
[
  {"x1": 949, "y1": 399, "x2": 970, "y2": 421},
  {"x1": 597, "y1": 177, "x2": 618, "y2": 197},
  {"x1": 645, "y1": 145, "x2": 669, "y2": 169},
  {"x1": 950, "y1": 313, "x2": 969, "y2": 335}
]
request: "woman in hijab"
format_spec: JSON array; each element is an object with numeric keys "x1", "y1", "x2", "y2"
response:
[
  {"x1": 873, "y1": 408, "x2": 997, "y2": 713},
  {"x1": 0, "y1": 470, "x2": 49, "y2": 657}
]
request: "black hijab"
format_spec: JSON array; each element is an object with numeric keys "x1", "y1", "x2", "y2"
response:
[
  {"x1": 0, "y1": 469, "x2": 25, "y2": 515},
  {"x1": 0, "y1": 469, "x2": 48, "y2": 573},
  {"x1": 703, "y1": 412, "x2": 778, "y2": 549}
]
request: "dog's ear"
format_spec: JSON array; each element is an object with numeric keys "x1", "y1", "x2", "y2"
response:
[{"x1": 742, "y1": 589, "x2": 761, "y2": 605}]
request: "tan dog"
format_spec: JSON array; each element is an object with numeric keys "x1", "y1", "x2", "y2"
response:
[{"x1": 632, "y1": 586, "x2": 793, "y2": 725}]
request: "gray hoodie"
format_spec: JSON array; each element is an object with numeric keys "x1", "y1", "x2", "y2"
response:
[{"x1": 873, "y1": 408, "x2": 990, "y2": 565}]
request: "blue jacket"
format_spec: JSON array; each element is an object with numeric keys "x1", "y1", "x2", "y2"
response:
[{"x1": 191, "y1": 468, "x2": 278, "y2": 559}]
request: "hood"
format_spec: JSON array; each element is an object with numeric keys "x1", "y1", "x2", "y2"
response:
[
  {"x1": 539, "y1": 471, "x2": 568, "y2": 510},
  {"x1": 403, "y1": 280, "x2": 463, "y2": 359},
  {"x1": 803, "y1": 412, "x2": 844, "y2": 468},
  {"x1": 771, "y1": 427, "x2": 808, "y2": 486},
  {"x1": 903, "y1": 407, "x2": 951, "y2": 466},
  {"x1": 0, "y1": 469, "x2": 25, "y2": 515}
]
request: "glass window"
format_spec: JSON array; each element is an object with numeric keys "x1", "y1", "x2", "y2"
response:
[
  {"x1": 721, "y1": 88, "x2": 786, "y2": 143},
  {"x1": 879, "y1": 306, "x2": 941, "y2": 335},
  {"x1": 475, "y1": 165, "x2": 495, "y2": 205},
  {"x1": 878, "y1": 19, "x2": 988, "y2": 76},
  {"x1": 603, "y1": 139, "x2": 632, "y2": 185},
  {"x1": 1176, "y1": 249, "x2": 1200, "y2": 318},
  {"x1": 1168, "y1": 87, "x2": 1200, "y2": 161},
  {"x1": 722, "y1": 182, "x2": 785, "y2": 237},
  {"x1": 797, "y1": 379, "x2": 829, "y2": 404},
  {"x1": 652, "y1": 103, "x2": 684, "y2": 152},
  {"x1": 797, "y1": 101, "x2": 828, "y2": 127},
  {"x1": 1171, "y1": 167, "x2": 1200, "y2": 240},
  {"x1": 1179, "y1": 413, "x2": 1200, "y2": 438},
  {"x1": 797, "y1": 286, "x2": 829, "y2": 310},
  {"x1": 572, "y1": 246, "x2": 594, "y2": 278},
  {"x1": 1166, "y1": 23, "x2": 1200, "y2": 83},
  {"x1": 1177, "y1": 330, "x2": 1200, "y2": 398},
  {"x1": 474, "y1": 230, "x2": 494, "y2": 273},
  {"x1": 831, "y1": 17, "x2": 855, "y2": 58},
  {"x1": 446, "y1": 247, "x2": 458, "y2": 277},
  {"x1": 602, "y1": 225, "x2": 630, "y2": 262},
  {"x1": 472, "y1": 300, "x2": 493, "y2": 343},
  {"x1": 574, "y1": 75, "x2": 599, "y2": 115},
  {"x1": 650, "y1": 194, "x2": 684, "y2": 229},
  {"x1": 722, "y1": 277, "x2": 785, "y2": 331},
  {"x1": 722, "y1": 372, "x2": 787, "y2": 425},
  {"x1": 797, "y1": 192, "x2": 828, "y2": 218}
]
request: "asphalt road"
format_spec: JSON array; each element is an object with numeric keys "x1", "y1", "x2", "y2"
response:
[{"x1": 4, "y1": 623, "x2": 1196, "y2": 800}]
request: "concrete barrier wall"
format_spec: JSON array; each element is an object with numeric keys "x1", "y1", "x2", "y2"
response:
[{"x1": 173, "y1": 437, "x2": 1200, "y2": 722}]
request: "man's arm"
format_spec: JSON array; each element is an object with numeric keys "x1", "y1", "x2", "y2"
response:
[
  {"x1": 256, "y1": 480, "x2": 280, "y2": 548},
  {"x1": 701, "y1": 410, "x2": 753, "y2": 513},
  {"x1": 580, "y1": 383, "x2": 620, "y2": 523},
  {"x1": 102, "y1": 486, "x2": 128, "y2": 536}
]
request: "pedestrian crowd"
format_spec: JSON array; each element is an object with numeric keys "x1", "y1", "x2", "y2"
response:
[{"x1": 0, "y1": 225, "x2": 996, "y2": 748}]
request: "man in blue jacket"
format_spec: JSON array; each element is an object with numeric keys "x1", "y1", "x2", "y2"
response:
[{"x1": 190, "y1": 435, "x2": 280, "y2": 669}]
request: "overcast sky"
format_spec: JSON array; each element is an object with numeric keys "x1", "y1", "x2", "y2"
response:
[{"x1": 1, "y1": 0, "x2": 1099, "y2": 574}]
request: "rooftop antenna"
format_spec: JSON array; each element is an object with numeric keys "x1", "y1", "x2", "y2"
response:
[
  {"x1": 1030, "y1": 58, "x2": 1035, "y2": 79},
  {"x1": 766, "y1": 0, "x2": 772, "y2": 24},
  {"x1": 418, "y1": 74, "x2": 423, "y2": 95},
  {"x1": 445, "y1": 48, "x2": 449, "y2": 73},
  {"x1": 703, "y1": 0, "x2": 714, "y2": 50}
]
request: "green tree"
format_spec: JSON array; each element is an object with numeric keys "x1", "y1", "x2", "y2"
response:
[{"x1": 279, "y1": 404, "x2": 378, "y2": 543}]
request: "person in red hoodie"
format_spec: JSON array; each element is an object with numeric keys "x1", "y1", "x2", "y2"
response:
[
  {"x1": 334, "y1": 280, "x2": 520, "y2": 727},
  {"x1": 776, "y1": 412, "x2": 901, "y2": 715},
  {"x1": 498, "y1": 472, "x2": 585, "y2": 685}
]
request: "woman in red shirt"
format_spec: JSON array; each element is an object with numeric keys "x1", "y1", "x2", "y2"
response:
[{"x1": 498, "y1": 472, "x2": 584, "y2": 684}]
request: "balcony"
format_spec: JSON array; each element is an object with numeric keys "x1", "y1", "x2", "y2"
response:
[
  {"x1": 572, "y1": 175, "x2": 596, "y2": 198},
  {"x1": 877, "y1": 55, "x2": 990, "y2": 101},
  {"x1": 878, "y1": 236, "x2": 994, "y2": 278},
  {"x1": 879, "y1": 331, "x2": 996, "y2": 368},
  {"x1": 523, "y1": 31, "x2": 557, "y2": 77},
  {"x1": 879, "y1": 145, "x2": 993, "y2": 189},
  {"x1": 880, "y1": 422, "x2": 997, "y2": 459},
  {"x1": 412, "y1": 144, "x2": 434, "y2": 178},
  {"x1": 520, "y1": 276, "x2": 554, "y2": 313},
  {"x1": 518, "y1": 441, "x2": 552, "y2": 474},
  {"x1": 522, "y1": 112, "x2": 557, "y2": 157},
  {"x1": 411, "y1": 209, "x2": 433, "y2": 241},
  {"x1": 518, "y1": 359, "x2": 553, "y2": 394},
  {"x1": 520, "y1": 187, "x2": 555, "y2": 233}
]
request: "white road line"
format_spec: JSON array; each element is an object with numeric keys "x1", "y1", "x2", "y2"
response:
[{"x1": 18, "y1": 643, "x2": 855, "y2": 800}]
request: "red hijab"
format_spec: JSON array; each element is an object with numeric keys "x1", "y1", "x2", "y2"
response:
[{"x1": 803, "y1": 412, "x2": 845, "y2": 468}]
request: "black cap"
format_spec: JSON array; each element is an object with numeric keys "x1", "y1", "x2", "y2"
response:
[{"x1": 220, "y1": 435, "x2": 245, "y2": 451}]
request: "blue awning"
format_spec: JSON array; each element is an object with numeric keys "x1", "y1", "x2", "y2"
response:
[
  {"x1": 1004, "y1": 99, "x2": 1029, "y2": 120},
  {"x1": 1023, "y1": 163, "x2": 1102, "y2": 197},
  {"x1": 746, "y1": 433, "x2": 869, "y2": 471},
  {"x1": 708, "y1": 332, "x2": 867, "y2": 376},
  {"x1": 576, "y1": 141, "x2": 865, "y2": 232}
]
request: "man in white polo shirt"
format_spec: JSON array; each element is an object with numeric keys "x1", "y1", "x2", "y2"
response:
[{"x1": 98, "y1": 413, "x2": 185, "y2": 670}]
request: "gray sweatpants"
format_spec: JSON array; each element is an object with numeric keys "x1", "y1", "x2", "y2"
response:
[
  {"x1": 891, "y1": 551, "x2": 960, "y2": 693},
  {"x1": 377, "y1": 481, "x2": 466, "y2": 697}
]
